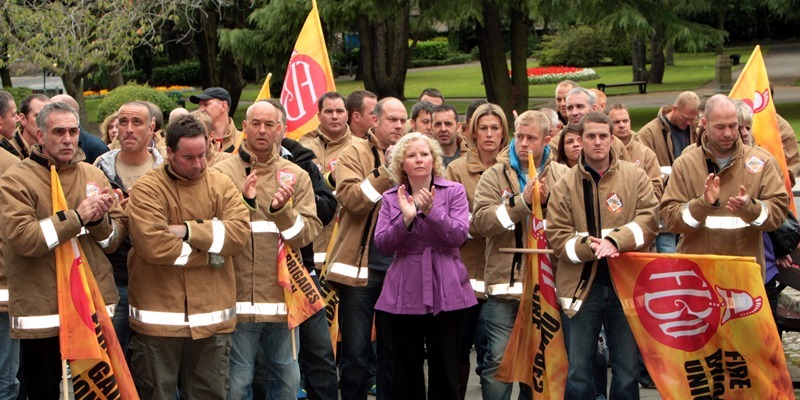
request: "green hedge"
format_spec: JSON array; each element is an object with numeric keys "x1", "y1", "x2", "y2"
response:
[
  {"x1": 151, "y1": 61, "x2": 201, "y2": 86},
  {"x1": 412, "y1": 40, "x2": 451, "y2": 61},
  {"x1": 539, "y1": 26, "x2": 629, "y2": 67},
  {"x1": 410, "y1": 54, "x2": 474, "y2": 68},
  {"x1": 96, "y1": 84, "x2": 177, "y2": 122},
  {"x1": 4, "y1": 87, "x2": 33, "y2": 102}
]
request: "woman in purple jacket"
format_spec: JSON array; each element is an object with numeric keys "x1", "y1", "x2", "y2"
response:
[{"x1": 374, "y1": 132, "x2": 477, "y2": 400}]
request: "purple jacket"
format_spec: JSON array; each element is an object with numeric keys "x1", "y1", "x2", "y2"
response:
[{"x1": 374, "y1": 177, "x2": 477, "y2": 315}]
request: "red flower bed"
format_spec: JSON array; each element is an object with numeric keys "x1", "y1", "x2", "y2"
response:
[{"x1": 526, "y1": 66, "x2": 583, "y2": 76}]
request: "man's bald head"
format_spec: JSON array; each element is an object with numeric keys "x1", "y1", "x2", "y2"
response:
[{"x1": 50, "y1": 94, "x2": 79, "y2": 114}]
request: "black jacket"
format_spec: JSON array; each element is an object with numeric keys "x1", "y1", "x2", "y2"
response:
[
  {"x1": 79, "y1": 127, "x2": 110, "y2": 164},
  {"x1": 281, "y1": 138, "x2": 337, "y2": 271}
]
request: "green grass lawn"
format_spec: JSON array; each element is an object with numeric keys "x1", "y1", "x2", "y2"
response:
[
  {"x1": 777, "y1": 102, "x2": 800, "y2": 138},
  {"x1": 83, "y1": 46, "x2": 768, "y2": 132}
]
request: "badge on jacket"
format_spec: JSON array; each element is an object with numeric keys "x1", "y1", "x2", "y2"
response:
[
  {"x1": 329, "y1": 159, "x2": 338, "y2": 172},
  {"x1": 606, "y1": 193, "x2": 623, "y2": 214},
  {"x1": 86, "y1": 183, "x2": 100, "y2": 198},
  {"x1": 745, "y1": 155, "x2": 764, "y2": 174},
  {"x1": 279, "y1": 170, "x2": 296, "y2": 186}
]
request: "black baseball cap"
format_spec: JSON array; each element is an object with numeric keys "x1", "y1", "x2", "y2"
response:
[{"x1": 189, "y1": 87, "x2": 232, "y2": 106}]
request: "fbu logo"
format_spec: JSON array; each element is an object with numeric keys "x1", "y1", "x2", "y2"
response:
[
  {"x1": 281, "y1": 51, "x2": 328, "y2": 132},
  {"x1": 633, "y1": 258, "x2": 762, "y2": 352}
]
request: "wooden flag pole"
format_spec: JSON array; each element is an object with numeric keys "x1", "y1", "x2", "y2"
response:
[
  {"x1": 62, "y1": 360, "x2": 69, "y2": 400},
  {"x1": 499, "y1": 247, "x2": 554, "y2": 255}
]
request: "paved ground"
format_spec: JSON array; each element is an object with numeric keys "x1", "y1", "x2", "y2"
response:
[{"x1": 44, "y1": 43, "x2": 800, "y2": 399}]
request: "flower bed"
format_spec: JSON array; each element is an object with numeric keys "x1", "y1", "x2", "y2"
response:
[
  {"x1": 84, "y1": 85, "x2": 193, "y2": 99},
  {"x1": 519, "y1": 66, "x2": 599, "y2": 85}
]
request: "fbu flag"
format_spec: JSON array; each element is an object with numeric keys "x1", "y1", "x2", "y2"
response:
[
  {"x1": 280, "y1": 0, "x2": 336, "y2": 140},
  {"x1": 609, "y1": 253, "x2": 793, "y2": 400}
]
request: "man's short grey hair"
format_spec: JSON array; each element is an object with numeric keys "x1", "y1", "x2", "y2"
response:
[
  {"x1": 566, "y1": 87, "x2": 596, "y2": 106},
  {"x1": 120, "y1": 101, "x2": 155, "y2": 124},
  {"x1": 256, "y1": 99, "x2": 287, "y2": 126},
  {"x1": 37, "y1": 102, "x2": 79, "y2": 132},
  {"x1": 538, "y1": 108, "x2": 559, "y2": 126},
  {"x1": 0, "y1": 90, "x2": 15, "y2": 117}
]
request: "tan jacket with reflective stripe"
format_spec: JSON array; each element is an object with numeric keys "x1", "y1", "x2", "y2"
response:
[
  {"x1": 127, "y1": 164, "x2": 250, "y2": 339},
  {"x1": 635, "y1": 106, "x2": 698, "y2": 172},
  {"x1": 0, "y1": 146, "x2": 126, "y2": 338},
  {"x1": 0, "y1": 149, "x2": 19, "y2": 312},
  {"x1": 625, "y1": 138, "x2": 664, "y2": 201},
  {"x1": 326, "y1": 131, "x2": 393, "y2": 287},
  {"x1": 298, "y1": 127, "x2": 356, "y2": 261},
  {"x1": 660, "y1": 136, "x2": 789, "y2": 271},
  {"x1": 547, "y1": 152, "x2": 659, "y2": 317},
  {"x1": 471, "y1": 149, "x2": 569, "y2": 300},
  {"x1": 213, "y1": 144, "x2": 321, "y2": 322}
]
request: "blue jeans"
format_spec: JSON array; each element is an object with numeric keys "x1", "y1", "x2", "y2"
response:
[
  {"x1": 655, "y1": 232, "x2": 677, "y2": 254},
  {"x1": 0, "y1": 312, "x2": 19, "y2": 400},
  {"x1": 112, "y1": 285, "x2": 132, "y2": 354},
  {"x1": 227, "y1": 321, "x2": 300, "y2": 400},
  {"x1": 337, "y1": 269, "x2": 390, "y2": 400},
  {"x1": 480, "y1": 296, "x2": 531, "y2": 400},
  {"x1": 298, "y1": 273, "x2": 338, "y2": 400},
  {"x1": 563, "y1": 282, "x2": 639, "y2": 400}
]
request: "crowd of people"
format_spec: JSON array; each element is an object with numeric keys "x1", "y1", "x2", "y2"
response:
[{"x1": 0, "y1": 80, "x2": 795, "y2": 400}]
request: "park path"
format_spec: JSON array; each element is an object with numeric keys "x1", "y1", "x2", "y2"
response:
[{"x1": 532, "y1": 42, "x2": 800, "y2": 109}]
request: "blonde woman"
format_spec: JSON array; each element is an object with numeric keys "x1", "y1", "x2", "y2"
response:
[
  {"x1": 100, "y1": 111, "x2": 120, "y2": 149},
  {"x1": 374, "y1": 132, "x2": 476, "y2": 400},
  {"x1": 445, "y1": 103, "x2": 510, "y2": 398}
]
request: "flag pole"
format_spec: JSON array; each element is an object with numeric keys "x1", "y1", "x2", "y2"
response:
[
  {"x1": 499, "y1": 247, "x2": 554, "y2": 254},
  {"x1": 62, "y1": 360, "x2": 69, "y2": 400}
]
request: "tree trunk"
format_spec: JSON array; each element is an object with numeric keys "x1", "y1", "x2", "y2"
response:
[
  {"x1": 665, "y1": 43, "x2": 674, "y2": 66},
  {"x1": 715, "y1": 4, "x2": 726, "y2": 55},
  {"x1": 0, "y1": 68, "x2": 11, "y2": 88},
  {"x1": 219, "y1": 49, "x2": 245, "y2": 116},
  {"x1": 476, "y1": 0, "x2": 514, "y2": 124},
  {"x1": 196, "y1": 8, "x2": 220, "y2": 88},
  {"x1": 358, "y1": 4, "x2": 410, "y2": 99},
  {"x1": 61, "y1": 71, "x2": 88, "y2": 124},
  {"x1": 217, "y1": 4, "x2": 246, "y2": 116},
  {"x1": 649, "y1": 22, "x2": 666, "y2": 84},
  {"x1": 109, "y1": 68, "x2": 124, "y2": 89},
  {"x1": 0, "y1": 46, "x2": 10, "y2": 87},
  {"x1": 630, "y1": 35, "x2": 648, "y2": 81},
  {"x1": 508, "y1": 0, "x2": 531, "y2": 120}
]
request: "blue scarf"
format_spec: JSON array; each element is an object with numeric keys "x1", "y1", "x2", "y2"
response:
[{"x1": 508, "y1": 138, "x2": 550, "y2": 193}]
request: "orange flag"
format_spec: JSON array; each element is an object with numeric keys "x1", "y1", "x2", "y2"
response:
[
  {"x1": 277, "y1": 238, "x2": 325, "y2": 329},
  {"x1": 53, "y1": 166, "x2": 138, "y2": 399},
  {"x1": 280, "y1": 0, "x2": 336, "y2": 140},
  {"x1": 729, "y1": 45, "x2": 795, "y2": 211},
  {"x1": 317, "y1": 218, "x2": 341, "y2": 356},
  {"x1": 609, "y1": 253, "x2": 793, "y2": 399},
  {"x1": 496, "y1": 153, "x2": 568, "y2": 397}
]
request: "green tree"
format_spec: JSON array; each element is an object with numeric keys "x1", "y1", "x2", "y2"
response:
[
  {"x1": 0, "y1": 1, "x2": 207, "y2": 122},
  {"x1": 221, "y1": 0, "x2": 419, "y2": 100},
  {"x1": 423, "y1": 0, "x2": 538, "y2": 122},
  {"x1": 556, "y1": 0, "x2": 725, "y2": 83},
  {"x1": 323, "y1": 0, "x2": 417, "y2": 99},
  {"x1": 193, "y1": 1, "x2": 250, "y2": 116},
  {"x1": 218, "y1": 0, "x2": 309, "y2": 99}
]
